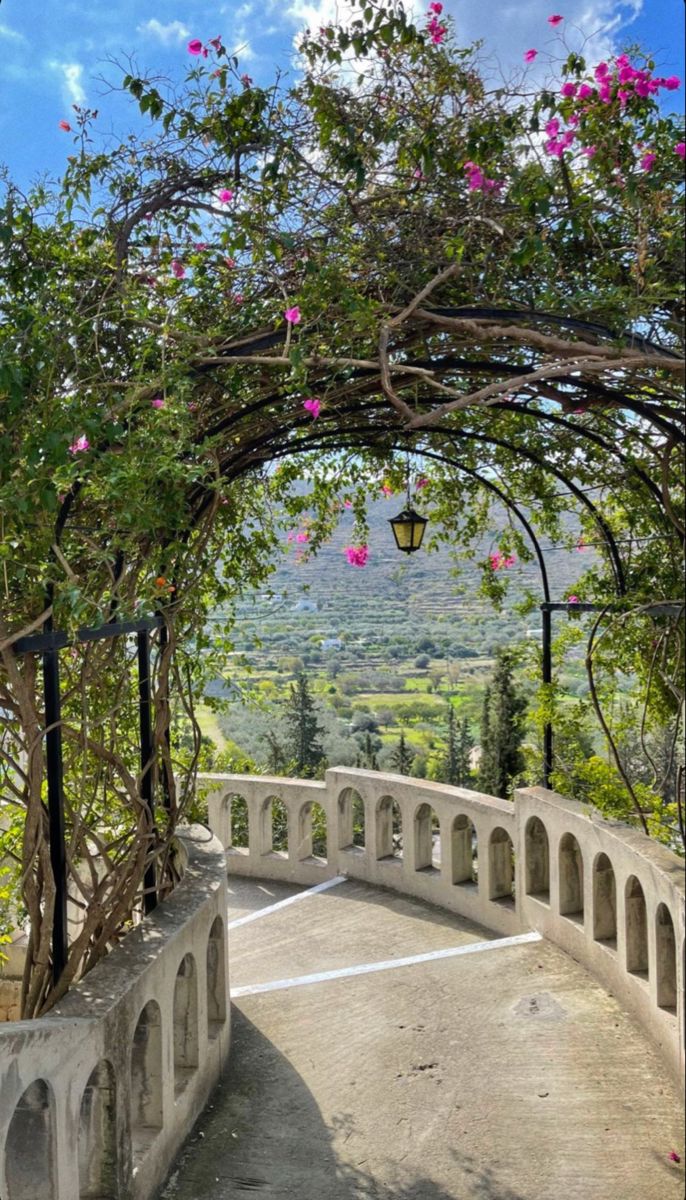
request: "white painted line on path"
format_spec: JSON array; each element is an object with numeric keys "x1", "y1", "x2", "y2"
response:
[
  {"x1": 231, "y1": 930, "x2": 543, "y2": 997},
  {"x1": 228, "y1": 874, "x2": 347, "y2": 929}
]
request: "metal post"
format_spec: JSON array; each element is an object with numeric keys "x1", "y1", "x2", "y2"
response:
[
  {"x1": 541, "y1": 605, "x2": 553, "y2": 789},
  {"x1": 137, "y1": 629, "x2": 157, "y2": 913},
  {"x1": 42, "y1": 635, "x2": 69, "y2": 986},
  {"x1": 158, "y1": 621, "x2": 172, "y2": 813}
]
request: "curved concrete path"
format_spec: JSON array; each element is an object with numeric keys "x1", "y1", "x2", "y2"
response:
[{"x1": 160, "y1": 876, "x2": 684, "y2": 1200}]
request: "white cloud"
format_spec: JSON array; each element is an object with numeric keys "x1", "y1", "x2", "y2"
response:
[
  {"x1": 49, "y1": 61, "x2": 87, "y2": 107},
  {"x1": 137, "y1": 19, "x2": 191, "y2": 46},
  {"x1": 0, "y1": 22, "x2": 26, "y2": 43}
]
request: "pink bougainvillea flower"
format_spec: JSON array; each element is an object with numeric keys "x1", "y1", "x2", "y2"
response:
[
  {"x1": 668, "y1": 1151, "x2": 681, "y2": 1163},
  {"x1": 415, "y1": 477, "x2": 429, "y2": 490},
  {"x1": 490, "y1": 551, "x2": 516, "y2": 571},
  {"x1": 524, "y1": 49, "x2": 538, "y2": 62},
  {"x1": 58, "y1": 120, "x2": 72, "y2": 132},
  {"x1": 208, "y1": 36, "x2": 223, "y2": 51},
  {"x1": 240, "y1": 74, "x2": 253, "y2": 87},
  {"x1": 428, "y1": 1, "x2": 443, "y2": 11},
  {"x1": 576, "y1": 538, "x2": 587, "y2": 551},
  {"x1": 560, "y1": 82, "x2": 577, "y2": 97},
  {"x1": 594, "y1": 62, "x2": 610, "y2": 80},
  {"x1": 68, "y1": 435, "x2": 90, "y2": 454},
  {"x1": 151, "y1": 396, "x2": 165, "y2": 409},
  {"x1": 224, "y1": 256, "x2": 237, "y2": 269},
  {"x1": 663, "y1": 76, "x2": 681, "y2": 90},
  {"x1": 582, "y1": 145, "x2": 597, "y2": 158},
  {"x1": 296, "y1": 531, "x2": 309, "y2": 544},
  {"x1": 413, "y1": 167, "x2": 425, "y2": 179},
  {"x1": 545, "y1": 118, "x2": 560, "y2": 136},
  {"x1": 640, "y1": 151, "x2": 657, "y2": 172},
  {"x1": 345, "y1": 544, "x2": 369, "y2": 567},
  {"x1": 187, "y1": 401, "x2": 199, "y2": 412},
  {"x1": 427, "y1": 15, "x2": 447, "y2": 43},
  {"x1": 218, "y1": 188, "x2": 234, "y2": 203},
  {"x1": 675, "y1": 142, "x2": 686, "y2": 159},
  {"x1": 303, "y1": 397, "x2": 321, "y2": 419},
  {"x1": 578, "y1": 83, "x2": 594, "y2": 100},
  {"x1": 194, "y1": 242, "x2": 208, "y2": 251},
  {"x1": 171, "y1": 259, "x2": 186, "y2": 279},
  {"x1": 284, "y1": 306, "x2": 301, "y2": 324},
  {"x1": 343, "y1": 499, "x2": 353, "y2": 509},
  {"x1": 187, "y1": 39, "x2": 204, "y2": 55},
  {"x1": 568, "y1": 595, "x2": 580, "y2": 604},
  {"x1": 286, "y1": 531, "x2": 295, "y2": 543},
  {"x1": 380, "y1": 482, "x2": 394, "y2": 497},
  {"x1": 547, "y1": 14, "x2": 564, "y2": 25},
  {"x1": 233, "y1": 293, "x2": 244, "y2": 305}
]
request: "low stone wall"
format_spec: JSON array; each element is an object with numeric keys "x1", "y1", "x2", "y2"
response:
[
  {"x1": 0, "y1": 824, "x2": 230, "y2": 1200},
  {"x1": 202, "y1": 768, "x2": 684, "y2": 1082}
]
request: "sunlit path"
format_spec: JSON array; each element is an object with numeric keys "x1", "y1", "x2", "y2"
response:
[{"x1": 160, "y1": 877, "x2": 683, "y2": 1200}]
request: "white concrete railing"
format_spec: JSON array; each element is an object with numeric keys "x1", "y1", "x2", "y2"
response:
[
  {"x1": 0, "y1": 825, "x2": 229, "y2": 1200},
  {"x1": 203, "y1": 768, "x2": 684, "y2": 1082}
]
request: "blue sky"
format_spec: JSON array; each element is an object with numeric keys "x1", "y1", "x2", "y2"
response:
[{"x1": 0, "y1": 0, "x2": 683, "y2": 190}]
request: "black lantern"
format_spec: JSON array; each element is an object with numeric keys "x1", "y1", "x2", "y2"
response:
[{"x1": 389, "y1": 506, "x2": 428, "y2": 554}]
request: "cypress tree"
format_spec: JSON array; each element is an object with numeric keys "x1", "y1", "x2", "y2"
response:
[
  {"x1": 390, "y1": 731, "x2": 415, "y2": 775},
  {"x1": 478, "y1": 653, "x2": 527, "y2": 798},
  {"x1": 283, "y1": 672, "x2": 326, "y2": 777},
  {"x1": 456, "y1": 715, "x2": 475, "y2": 785}
]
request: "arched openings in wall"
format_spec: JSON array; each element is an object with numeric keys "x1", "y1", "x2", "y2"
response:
[
  {"x1": 592, "y1": 853, "x2": 617, "y2": 947},
  {"x1": 625, "y1": 876, "x2": 649, "y2": 978},
  {"x1": 173, "y1": 954, "x2": 199, "y2": 1096},
  {"x1": 130, "y1": 1000, "x2": 163, "y2": 1159},
  {"x1": 78, "y1": 1060, "x2": 117, "y2": 1199},
  {"x1": 489, "y1": 827, "x2": 515, "y2": 904},
  {"x1": 414, "y1": 803, "x2": 441, "y2": 872},
  {"x1": 375, "y1": 795, "x2": 403, "y2": 860},
  {"x1": 206, "y1": 916, "x2": 227, "y2": 1039},
  {"x1": 451, "y1": 814, "x2": 477, "y2": 887},
  {"x1": 656, "y1": 903, "x2": 677, "y2": 1011},
  {"x1": 297, "y1": 801, "x2": 328, "y2": 862},
  {"x1": 558, "y1": 833, "x2": 584, "y2": 922},
  {"x1": 338, "y1": 787, "x2": 366, "y2": 851},
  {"x1": 263, "y1": 796, "x2": 289, "y2": 856},
  {"x1": 525, "y1": 817, "x2": 550, "y2": 901},
  {"x1": 226, "y1": 793, "x2": 249, "y2": 853},
  {"x1": 5, "y1": 1079, "x2": 57, "y2": 1200}
]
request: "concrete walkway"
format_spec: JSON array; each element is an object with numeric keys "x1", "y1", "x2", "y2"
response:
[{"x1": 159, "y1": 877, "x2": 685, "y2": 1200}]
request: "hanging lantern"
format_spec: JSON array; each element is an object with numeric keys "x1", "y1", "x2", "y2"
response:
[{"x1": 389, "y1": 506, "x2": 428, "y2": 554}]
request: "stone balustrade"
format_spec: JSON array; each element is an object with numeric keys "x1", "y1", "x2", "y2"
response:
[
  {"x1": 0, "y1": 825, "x2": 230, "y2": 1200},
  {"x1": 203, "y1": 768, "x2": 684, "y2": 1081}
]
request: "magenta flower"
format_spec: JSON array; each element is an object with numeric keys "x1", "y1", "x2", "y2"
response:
[
  {"x1": 58, "y1": 120, "x2": 72, "y2": 132},
  {"x1": 490, "y1": 551, "x2": 516, "y2": 571},
  {"x1": 413, "y1": 167, "x2": 425, "y2": 180},
  {"x1": 296, "y1": 531, "x2": 310, "y2": 544},
  {"x1": 286, "y1": 531, "x2": 295, "y2": 543},
  {"x1": 194, "y1": 242, "x2": 208, "y2": 251},
  {"x1": 380, "y1": 483, "x2": 394, "y2": 497},
  {"x1": 233, "y1": 293, "x2": 244, "y2": 305},
  {"x1": 68, "y1": 435, "x2": 90, "y2": 454},
  {"x1": 640, "y1": 151, "x2": 657, "y2": 173},
  {"x1": 218, "y1": 188, "x2": 234, "y2": 203},
  {"x1": 284, "y1": 306, "x2": 301, "y2": 324},
  {"x1": 240, "y1": 74, "x2": 253, "y2": 87},
  {"x1": 560, "y1": 82, "x2": 577, "y2": 97},
  {"x1": 415, "y1": 477, "x2": 429, "y2": 490},
  {"x1": 524, "y1": 49, "x2": 538, "y2": 63},
  {"x1": 568, "y1": 595, "x2": 580, "y2": 604},
  {"x1": 582, "y1": 145, "x2": 597, "y2": 158},
  {"x1": 428, "y1": 1, "x2": 443, "y2": 11},
  {"x1": 187, "y1": 39, "x2": 204, "y2": 55},
  {"x1": 595, "y1": 62, "x2": 609, "y2": 80},
  {"x1": 171, "y1": 259, "x2": 186, "y2": 279},
  {"x1": 578, "y1": 83, "x2": 594, "y2": 100},
  {"x1": 675, "y1": 143, "x2": 686, "y2": 159},
  {"x1": 663, "y1": 76, "x2": 681, "y2": 90},
  {"x1": 427, "y1": 15, "x2": 447, "y2": 43},
  {"x1": 668, "y1": 1151, "x2": 681, "y2": 1163},
  {"x1": 343, "y1": 499, "x2": 353, "y2": 509},
  {"x1": 545, "y1": 119, "x2": 560, "y2": 136},
  {"x1": 345, "y1": 544, "x2": 369, "y2": 567},
  {"x1": 303, "y1": 397, "x2": 321, "y2": 419},
  {"x1": 208, "y1": 36, "x2": 223, "y2": 51},
  {"x1": 151, "y1": 396, "x2": 165, "y2": 409},
  {"x1": 547, "y1": 14, "x2": 564, "y2": 25}
]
